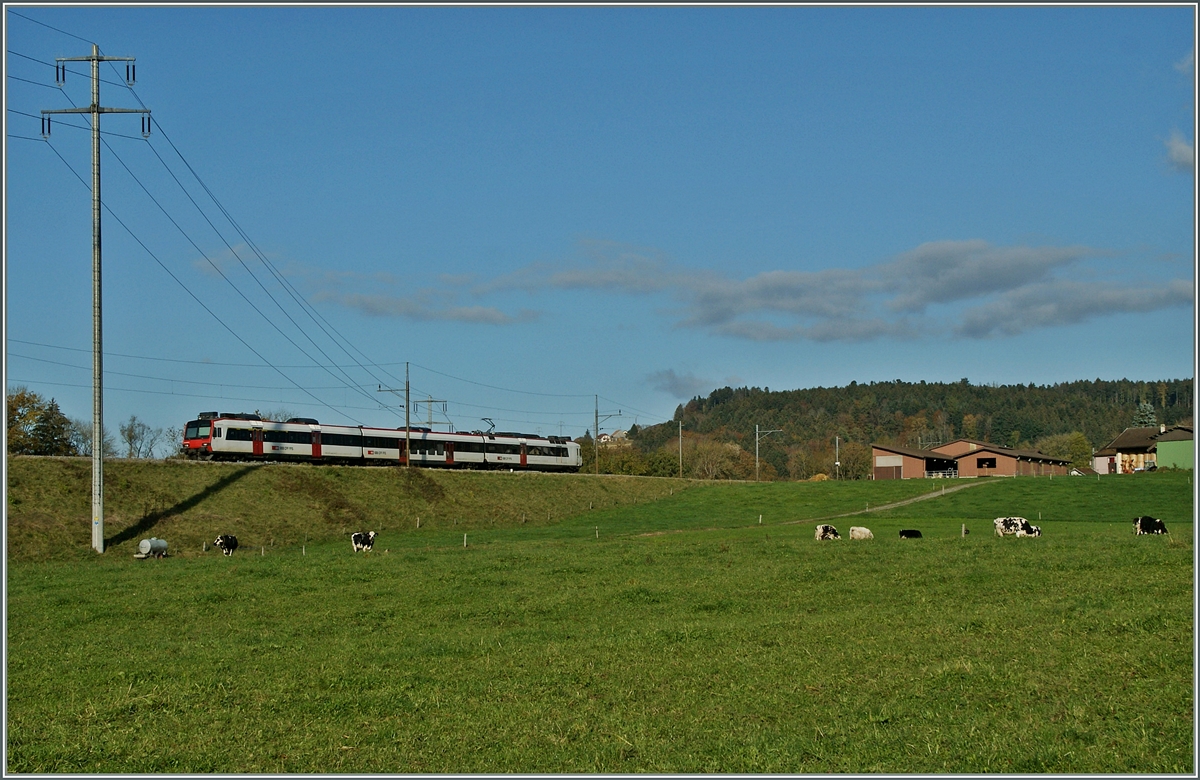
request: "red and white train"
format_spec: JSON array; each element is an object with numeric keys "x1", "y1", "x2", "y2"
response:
[{"x1": 181, "y1": 412, "x2": 582, "y2": 471}]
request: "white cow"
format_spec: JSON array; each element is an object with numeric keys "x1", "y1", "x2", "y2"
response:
[{"x1": 849, "y1": 526, "x2": 873, "y2": 540}]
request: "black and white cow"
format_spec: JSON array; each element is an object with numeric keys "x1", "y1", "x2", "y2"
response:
[
  {"x1": 351, "y1": 530, "x2": 378, "y2": 552},
  {"x1": 898, "y1": 529, "x2": 923, "y2": 539},
  {"x1": 1133, "y1": 516, "x2": 1168, "y2": 535},
  {"x1": 213, "y1": 534, "x2": 238, "y2": 556},
  {"x1": 814, "y1": 524, "x2": 840, "y2": 540},
  {"x1": 993, "y1": 517, "x2": 1041, "y2": 537}
]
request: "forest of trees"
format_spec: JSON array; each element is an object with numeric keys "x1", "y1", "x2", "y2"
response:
[
  {"x1": 6, "y1": 387, "x2": 169, "y2": 459},
  {"x1": 8, "y1": 378, "x2": 1192, "y2": 481},
  {"x1": 610, "y1": 377, "x2": 1193, "y2": 480}
]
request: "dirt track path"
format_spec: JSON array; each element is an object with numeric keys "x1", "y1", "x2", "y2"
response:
[
  {"x1": 783, "y1": 478, "x2": 997, "y2": 526},
  {"x1": 635, "y1": 478, "x2": 998, "y2": 537}
]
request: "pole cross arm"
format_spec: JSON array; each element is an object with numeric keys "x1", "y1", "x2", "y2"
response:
[
  {"x1": 42, "y1": 107, "x2": 149, "y2": 115},
  {"x1": 56, "y1": 55, "x2": 136, "y2": 62}
]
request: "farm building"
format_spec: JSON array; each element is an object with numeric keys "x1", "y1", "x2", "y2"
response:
[
  {"x1": 1153, "y1": 425, "x2": 1193, "y2": 470},
  {"x1": 871, "y1": 443, "x2": 958, "y2": 479},
  {"x1": 1093, "y1": 427, "x2": 1160, "y2": 474},
  {"x1": 872, "y1": 439, "x2": 1069, "y2": 479},
  {"x1": 931, "y1": 439, "x2": 1070, "y2": 477}
]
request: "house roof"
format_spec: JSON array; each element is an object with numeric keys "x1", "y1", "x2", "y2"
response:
[
  {"x1": 1095, "y1": 427, "x2": 1160, "y2": 456},
  {"x1": 877, "y1": 441, "x2": 1068, "y2": 465},
  {"x1": 1071, "y1": 466, "x2": 1099, "y2": 476},
  {"x1": 871, "y1": 443, "x2": 956, "y2": 460},
  {"x1": 933, "y1": 438, "x2": 1007, "y2": 452},
  {"x1": 959, "y1": 444, "x2": 1071, "y2": 464},
  {"x1": 1154, "y1": 425, "x2": 1194, "y2": 443}
]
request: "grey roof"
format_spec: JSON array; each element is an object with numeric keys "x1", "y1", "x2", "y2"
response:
[
  {"x1": 871, "y1": 443, "x2": 956, "y2": 460},
  {"x1": 1154, "y1": 425, "x2": 1194, "y2": 443},
  {"x1": 876, "y1": 441, "x2": 1068, "y2": 464},
  {"x1": 1095, "y1": 427, "x2": 1161, "y2": 456}
]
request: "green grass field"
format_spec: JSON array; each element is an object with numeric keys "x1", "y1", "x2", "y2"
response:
[{"x1": 6, "y1": 462, "x2": 1194, "y2": 772}]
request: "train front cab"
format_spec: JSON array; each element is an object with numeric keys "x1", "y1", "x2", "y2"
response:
[{"x1": 182, "y1": 417, "x2": 215, "y2": 458}]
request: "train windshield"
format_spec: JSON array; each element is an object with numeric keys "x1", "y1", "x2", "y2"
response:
[{"x1": 184, "y1": 421, "x2": 212, "y2": 440}]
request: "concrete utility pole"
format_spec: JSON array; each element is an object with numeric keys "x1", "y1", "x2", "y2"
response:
[
  {"x1": 376, "y1": 375, "x2": 408, "y2": 464},
  {"x1": 678, "y1": 420, "x2": 683, "y2": 478},
  {"x1": 593, "y1": 395, "x2": 620, "y2": 475},
  {"x1": 755, "y1": 424, "x2": 782, "y2": 482},
  {"x1": 414, "y1": 395, "x2": 447, "y2": 428},
  {"x1": 405, "y1": 362, "x2": 411, "y2": 467},
  {"x1": 42, "y1": 45, "x2": 150, "y2": 554}
]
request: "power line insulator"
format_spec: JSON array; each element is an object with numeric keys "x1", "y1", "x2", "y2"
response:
[
  {"x1": 142, "y1": 115, "x2": 151, "y2": 138},
  {"x1": 126, "y1": 62, "x2": 136, "y2": 86},
  {"x1": 41, "y1": 115, "x2": 50, "y2": 138},
  {"x1": 55, "y1": 62, "x2": 65, "y2": 86}
]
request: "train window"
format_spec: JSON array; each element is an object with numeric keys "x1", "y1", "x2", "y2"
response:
[
  {"x1": 214, "y1": 428, "x2": 222, "y2": 438},
  {"x1": 184, "y1": 423, "x2": 199, "y2": 440},
  {"x1": 225, "y1": 428, "x2": 254, "y2": 442},
  {"x1": 324, "y1": 433, "x2": 363, "y2": 448},
  {"x1": 363, "y1": 436, "x2": 398, "y2": 449}
]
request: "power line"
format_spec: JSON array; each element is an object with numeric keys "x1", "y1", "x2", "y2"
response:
[
  {"x1": 38, "y1": 136, "x2": 374, "y2": 425},
  {"x1": 8, "y1": 352, "x2": 380, "y2": 392},
  {"x1": 410, "y1": 361, "x2": 594, "y2": 399},
  {"x1": 7, "y1": 9, "x2": 97, "y2": 45},
  {"x1": 32, "y1": 56, "x2": 397, "y2": 414},
  {"x1": 8, "y1": 73, "x2": 63, "y2": 90},
  {"x1": 98, "y1": 131, "x2": 387, "y2": 414},
  {"x1": 8, "y1": 107, "x2": 149, "y2": 140},
  {"x1": 8, "y1": 338, "x2": 413, "y2": 368}
]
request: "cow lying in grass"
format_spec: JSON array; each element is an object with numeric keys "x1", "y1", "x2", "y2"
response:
[
  {"x1": 849, "y1": 526, "x2": 873, "y2": 540},
  {"x1": 214, "y1": 535, "x2": 238, "y2": 556},
  {"x1": 898, "y1": 529, "x2": 922, "y2": 539},
  {"x1": 351, "y1": 531, "x2": 378, "y2": 552},
  {"x1": 1133, "y1": 516, "x2": 1168, "y2": 535},
  {"x1": 814, "y1": 524, "x2": 840, "y2": 540},
  {"x1": 993, "y1": 517, "x2": 1041, "y2": 537}
]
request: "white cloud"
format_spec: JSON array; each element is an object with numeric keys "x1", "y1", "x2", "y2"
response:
[
  {"x1": 1175, "y1": 48, "x2": 1194, "y2": 76},
  {"x1": 313, "y1": 291, "x2": 537, "y2": 325},
  {"x1": 956, "y1": 279, "x2": 1194, "y2": 338},
  {"x1": 647, "y1": 369, "x2": 712, "y2": 399},
  {"x1": 881, "y1": 240, "x2": 1088, "y2": 312},
  {"x1": 306, "y1": 237, "x2": 1190, "y2": 343},
  {"x1": 1166, "y1": 129, "x2": 1194, "y2": 174}
]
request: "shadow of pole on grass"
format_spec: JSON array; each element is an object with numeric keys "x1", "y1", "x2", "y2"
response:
[{"x1": 105, "y1": 465, "x2": 261, "y2": 548}]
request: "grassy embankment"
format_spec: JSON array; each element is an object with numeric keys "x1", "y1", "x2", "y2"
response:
[
  {"x1": 6, "y1": 460, "x2": 1194, "y2": 773},
  {"x1": 5, "y1": 457, "x2": 943, "y2": 560}
]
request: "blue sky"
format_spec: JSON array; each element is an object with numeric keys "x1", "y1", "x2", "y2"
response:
[{"x1": 4, "y1": 5, "x2": 1196, "y2": 442}]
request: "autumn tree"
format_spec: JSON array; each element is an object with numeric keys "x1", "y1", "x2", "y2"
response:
[
  {"x1": 1034, "y1": 432, "x2": 1093, "y2": 470},
  {"x1": 68, "y1": 417, "x2": 116, "y2": 458},
  {"x1": 119, "y1": 414, "x2": 165, "y2": 458},
  {"x1": 6, "y1": 387, "x2": 76, "y2": 456}
]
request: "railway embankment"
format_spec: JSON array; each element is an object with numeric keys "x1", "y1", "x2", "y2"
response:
[{"x1": 5, "y1": 456, "x2": 695, "y2": 561}]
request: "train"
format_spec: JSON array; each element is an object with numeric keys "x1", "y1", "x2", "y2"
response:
[{"x1": 181, "y1": 411, "x2": 582, "y2": 471}]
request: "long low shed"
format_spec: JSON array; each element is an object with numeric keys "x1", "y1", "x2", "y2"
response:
[{"x1": 872, "y1": 438, "x2": 1070, "y2": 479}]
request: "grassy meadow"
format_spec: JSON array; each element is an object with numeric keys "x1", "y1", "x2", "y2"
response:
[{"x1": 5, "y1": 460, "x2": 1195, "y2": 772}]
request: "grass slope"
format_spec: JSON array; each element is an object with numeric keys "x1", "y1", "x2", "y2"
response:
[
  {"x1": 5, "y1": 457, "x2": 942, "y2": 560},
  {"x1": 5, "y1": 463, "x2": 1194, "y2": 772}
]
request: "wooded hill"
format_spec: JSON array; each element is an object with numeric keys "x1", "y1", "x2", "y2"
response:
[{"x1": 623, "y1": 377, "x2": 1193, "y2": 480}]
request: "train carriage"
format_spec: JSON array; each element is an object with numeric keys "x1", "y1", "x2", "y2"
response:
[{"x1": 181, "y1": 412, "x2": 582, "y2": 471}]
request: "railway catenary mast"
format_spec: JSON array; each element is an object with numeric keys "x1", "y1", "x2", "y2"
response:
[{"x1": 42, "y1": 45, "x2": 150, "y2": 554}]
